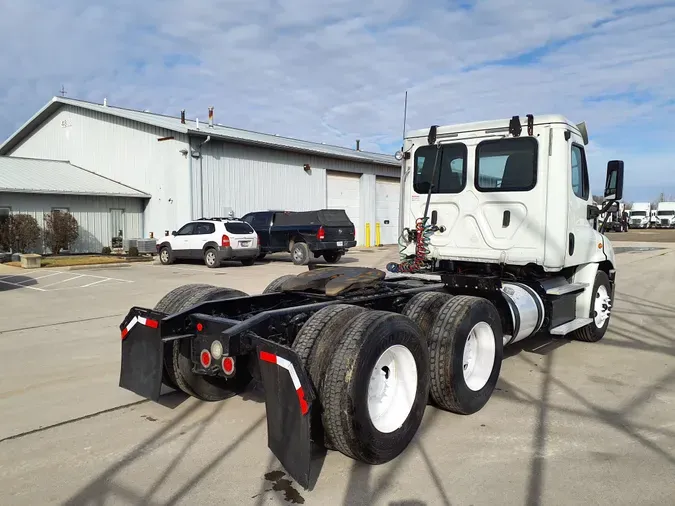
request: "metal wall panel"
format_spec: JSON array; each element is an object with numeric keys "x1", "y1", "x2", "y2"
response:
[
  {"x1": 0, "y1": 192, "x2": 143, "y2": 254},
  {"x1": 196, "y1": 139, "x2": 399, "y2": 220},
  {"x1": 9, "y1": 105, "x2": 189, "y2": 237}
]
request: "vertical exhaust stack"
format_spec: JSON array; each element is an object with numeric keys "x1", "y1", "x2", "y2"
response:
[
  {"x1": 356, "y1": 139, "x2": 360, "y2": 151},
  {"x1": 208, "y1": 106, "x2": 214, "y2": 127},
  {"x1": 180, "y1": 110, "x2": 186, "y2": 124}
]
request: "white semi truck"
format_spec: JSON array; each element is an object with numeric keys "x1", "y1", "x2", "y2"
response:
[
  {"x1": 117, "y1": 114, "x2": 622, "y2": 488},
  {"x1": 656, "y1": 202, "x2": 675, "y2": 228},
  {"x1": 630, "y1": 202, "x2": 651, "y2": 228}
]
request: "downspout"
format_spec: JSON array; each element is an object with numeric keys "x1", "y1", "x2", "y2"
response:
[
  {"x1": 188, "y1": 137, "x2": 194, "y2": 219},
  {"x1": 198, "y1": 135, "x2": 211, "y2": 218}
]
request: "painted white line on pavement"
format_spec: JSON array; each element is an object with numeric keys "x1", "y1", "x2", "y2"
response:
[
  {"x1": 0, "y1": 279, "x2": 46, "y2": 291},
  {"x1": 40, "y1": 274, "x2": 86, "y2": 288}
]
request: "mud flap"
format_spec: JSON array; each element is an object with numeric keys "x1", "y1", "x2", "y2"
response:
[
  {"x1": 118, "y1": 310, "x2": 165, "y2": 402},
  {"x1": 256, "y1": 342, "x2": 316, "y2": 489}
]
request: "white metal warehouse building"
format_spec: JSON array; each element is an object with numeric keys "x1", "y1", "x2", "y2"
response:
[{"x1": 0, "y1": 97, "x2": 401, "y2": 252}]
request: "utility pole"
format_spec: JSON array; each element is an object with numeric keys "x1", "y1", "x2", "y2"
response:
[{"x1": 60, "y1": 85, "x2": 67, "y2": 97}]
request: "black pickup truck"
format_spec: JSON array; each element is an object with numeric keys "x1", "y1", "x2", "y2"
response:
[{"x1": 240, "y1": 209, "x2": 356, "y2": 265}]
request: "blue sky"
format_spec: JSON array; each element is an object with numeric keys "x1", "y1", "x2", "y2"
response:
[{"x1": 1, "y1": 0, "x2": 674, "y2": 202}]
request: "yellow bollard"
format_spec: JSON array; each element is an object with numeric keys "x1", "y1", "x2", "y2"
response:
[
  {"x1": 365, "y1": 223, "x2": 371, "y2": 248},
  {"x1": 375, "y1": 222, "x2": 381, "y2": 247}
]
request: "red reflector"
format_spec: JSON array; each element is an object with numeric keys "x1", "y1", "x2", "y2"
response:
[
  {"x1": 222, "y1": 356, "x2": 235, "y2": 374},
  {"x1": 121, "y1": 328, "x2": 129, "y2": 340},
  {"x1": 145, "y1": 318, "x2": 159, "y2": 329},
  {"x1": 297, "y1": 386, "x2": 309, "y2": 415},
  {"x1": 222, "y1": 234, "x2": 230, "y2": 247},
  {"x1": 196, "y1": 322, "x2": 204, "y2": 332},
  {"x1": 200, "y1": 350, "x2": 211, "y2": 368},
  {"x1": 259, "y1": 351, "x2": 276, "y2": 364}
]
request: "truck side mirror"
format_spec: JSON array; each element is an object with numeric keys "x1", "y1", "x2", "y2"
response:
[
  {"x1": 171, "y1": 230, "x2": 177, "y2": 236},
  {"x1": 604, "y1": 160, "x2": 624, "y2": 201}
]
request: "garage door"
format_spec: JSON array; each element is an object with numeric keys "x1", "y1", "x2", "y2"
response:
[
  {"x1": 327, "y1": 171, "x2": 361, "y2": 245},
  {"x1": 376, "y1": 176, "x2": 400, "y2": 245}
]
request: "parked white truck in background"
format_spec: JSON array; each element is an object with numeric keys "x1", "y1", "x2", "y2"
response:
[
  {"x1": 629, "y1": 202, "x2": 651, "y2": 228},
  {"x1": 656, "y1": 202, "x2": 675, "y2": 228},
  {"x1": 650, "y1": 210, "x2": 659, "y2": 227}
]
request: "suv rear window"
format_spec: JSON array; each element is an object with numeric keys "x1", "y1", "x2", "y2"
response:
[{"x1": 225, "y1": 222, "x2": 254, "y2": 234}]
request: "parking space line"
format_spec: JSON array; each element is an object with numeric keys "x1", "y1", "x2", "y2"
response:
[
  {"x1": 40, "y1": 274, "x2": 86, "y2": 288},
  {"x1": 0, "y1": 279, "x2": 46, "y2": 291},
  {"x1": 80, "y1": 278, "x2": 112, "y2": 288},
  {"x1": 17, "y1": 271, "x2": 64, "y2": 283}
]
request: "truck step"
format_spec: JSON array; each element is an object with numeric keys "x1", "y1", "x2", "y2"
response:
[
  {"x1": 550, "y1": 318, "x2": 593, "y2": 335},
  {"x1": 545, "y1": 282, "x2": 588, "y2": 296}
]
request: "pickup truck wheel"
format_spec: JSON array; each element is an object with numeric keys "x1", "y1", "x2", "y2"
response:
[
  {"x1": 204, "y1": 248, "x2": 219, "y2": 268},
  {"x1": 172, "y1": 286, "x2": 252, "y2": 401},
  {"x1": 291, "y1": 242, "x2": 310, "y2": 265},
  {"x1": 240, "y1": 257, "x2": 256, "y2": 266},
  {"x1": 402, "y1": 292, "x2": 454, "y2": 343},
  {"x1": 323, "y1": 251, "x2": 342, "y2": 264},
  {"x1": 570, "y1": 270, "x2": 612, "y2": 343},
  {"x1": 321, "y1": 311, "x2": 429, "y2": 464},
  {"x1": 158, "y1": 246, "x2": 174, "y2": 265},
  {"x1": 262, "y1": 274, "x2": 296, "y2": 294},
  {"x1": 257, "y1": 252, "x2": 267, "y2": 260},
  {"x1": 428, "y1": 295, "x2": 503, "y2": 415},
  {"x1": 154, "y1": 283, "x2": 215, "y2": 390}
]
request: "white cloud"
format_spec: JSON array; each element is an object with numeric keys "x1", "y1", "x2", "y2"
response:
[{"x1": 0, "y1": 1, "x2": 673, "y2": 199}]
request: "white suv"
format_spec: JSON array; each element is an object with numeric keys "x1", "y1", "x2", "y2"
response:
[{"x1": 157, "y1": 218, "x2": 260, "y2": 268}]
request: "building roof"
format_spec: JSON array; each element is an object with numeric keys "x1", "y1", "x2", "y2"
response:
[
  {"x1": 0, "y1": 156, "x2": 151, "y2": 198},
  {"x1": 0, "y1": 97, "x2": 400, "y2": 167}
]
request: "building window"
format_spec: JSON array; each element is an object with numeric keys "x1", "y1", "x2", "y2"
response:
[
  {"x1": 52, "y1": 207, "x2": 69, "y2": 213},
  {"x1": 571, "y1": 144, "x2": 590, "y2": 200},
  {"x1": 475, "y1": 137, "x2": 538, "y2": 192},
  {"x1": 413, "y1": 143, "x2": 467, "y2": 194}
]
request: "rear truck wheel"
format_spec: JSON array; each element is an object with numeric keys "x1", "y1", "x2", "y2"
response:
[
  {"x1": 428, "y1": 295, "x2": 503, "y2": 415},
  {"x1": 204, "y1": 247, "x2": 220, "y2": 268},
  {"x1": 323, "y1": 251, "x2": 343, "y2": 264},
  {"x1": 321, "y1": 310, "x2": 430, "y2": 464},
  {"x1": 159, "y1": 246, "x2": 173, "y2": 265},
  {"x1": 571, "y1": 270, "x2": 612, "y2": 343},
  {"x1": 240, "y1": 257, "x2": 256, "y2": 266},
  {"x1": 291, "y1": 304, "x2": 367, "y2": 446},
  {"x1": 291, "y1": 242, "x2": 310, "y2": 265},
  {"x1": 154, "y1": 283, "x2": 215, "y2": 390},
  {"x1": 257, "y1": 252, "x2": 267, "y2": 260},
  {"x1": 401, "y1": 292, "x2": 454, "y2": 342},
  {"x1": 168, "y1": 286, "x2": 252, "y2": 401},
  {"x1": 262, "y1": 274, "x2": 297, "y2": 294}
]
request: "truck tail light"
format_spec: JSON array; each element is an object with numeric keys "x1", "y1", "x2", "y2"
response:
[
  {"x1": 317, "y1": 226, "x2": 325, "y2": 241},
  {"x1": 222, "y1": 234, "x2": 230, "y2": 247}
]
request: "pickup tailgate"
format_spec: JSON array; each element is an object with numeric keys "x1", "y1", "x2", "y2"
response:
[{"x1": 317, "y1": 209, "x2": 355, "y2": 242}]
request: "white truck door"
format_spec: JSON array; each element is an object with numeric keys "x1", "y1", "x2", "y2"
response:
[{"x1": 565, "y1": 140, "x2": 598, "y2": 266}]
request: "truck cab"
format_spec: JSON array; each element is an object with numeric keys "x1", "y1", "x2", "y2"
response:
[
  {"x1": 656, "y1": 202, "x2": 675, "y2": 228},
  {"x1": 399, "y1": 115, "x2": 617, "y2": 271},
  {"x1": 630, "y1": 202, "x2": 651, "y2": 228}
]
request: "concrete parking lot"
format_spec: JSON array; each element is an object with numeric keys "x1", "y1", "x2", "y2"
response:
[{"x1": 1, "y1": 244, "x2": 674, "y2": 505}]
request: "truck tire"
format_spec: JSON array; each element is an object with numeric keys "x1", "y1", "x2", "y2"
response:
[
  {"x1": 401, "y1": 292, "x2": 454, "y2": 343},
  {"x1": 170, "y1": 286, "x2": 253, "y2": 401},
  {"x1": 292, "y1": 304, "x2": 367, "y2": 394},
  {"x1": 154, "y1": 283, "x2": 216, "y2": 390},
  {"x1": 321, "y1": 310, "x2": 429, "y2": 464},
  {"x1": 570, "y1": 270, "x2": 612, "y2": 343},
  {"x1": 428, "y1": 295, "x2": 503, "y2": 415},
  {"x1": 291, "y1": 242, "x2": 310, "y2": 265},
  {"x1": 322, "y1": 251, "x2": 342, "y2": 264},
  {"x1": 262, "y1": 274, "x2": 296, "y2": 294}
]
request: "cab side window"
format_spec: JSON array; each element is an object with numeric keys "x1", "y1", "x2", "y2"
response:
[{"x1": 571, "y1": 145, "x2": 590, "y2": 200}]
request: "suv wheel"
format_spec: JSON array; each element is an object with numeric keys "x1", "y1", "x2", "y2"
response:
[
  {"x1": 204, "y1": 248, "x2": 219, "y2": 268},
  {"x1": 159, "y1": 246, "x2": 173, "y2": 265}
]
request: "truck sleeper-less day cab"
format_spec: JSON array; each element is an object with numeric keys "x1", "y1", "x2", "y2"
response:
[
  {"x1": 118, "y1": 114, "x2": 622, "y2": 489},
  {"x1": 630, "y1": 202, "x2": 651, "y2": 229},
  {"x1": 656, "y1": 202, "x2": 675, "y2": 228}
]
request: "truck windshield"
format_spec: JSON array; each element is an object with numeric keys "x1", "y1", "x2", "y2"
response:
[
  {"x1": 413, "y1": 143, "x2": 467, "y2": 194},
  {"x1": 631, "y1": 211, "x2": 646, "y2": 217},
  {"x1": 475, "y1": 137, "x2": 538, "y2": 192},
  {"x1": 657, "y1": 210, "x2": 675, "y2": 216}
]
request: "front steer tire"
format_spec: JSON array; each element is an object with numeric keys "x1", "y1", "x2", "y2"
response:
[
  {"x1": 570, "y1": 270, "x2": 612, "y2": 343},
  {"x1": 428, "y1": 295, "x2": 503, "y2": 415},
  {"x1": 158, "y1": 245, "x2": 174, "y2": 265},
  {"x1": 321, "y1": 310, "x2": 429, "y2": 464}
]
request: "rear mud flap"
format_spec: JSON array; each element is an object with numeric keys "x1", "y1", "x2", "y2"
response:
[
  {"x1": 256, "y1": 342, "x2": 316, "y2": 489},
  {"x1": 119, "y1": 310, "x2": 165, "y2": 402}
]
